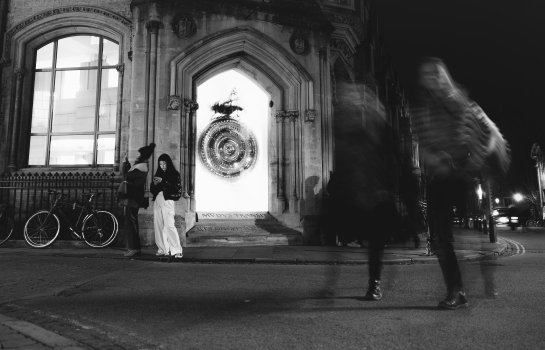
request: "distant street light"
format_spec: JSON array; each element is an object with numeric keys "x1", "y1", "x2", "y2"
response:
[
  {"x1": 477, "y1": 184, "x2": 483, "y2": 200},
  {"x1": 513, "y1": 193, "x2": 524, "y2": 202},
  {"x1": 495, "y1": 198, "x2": 500, "y2": 205}
]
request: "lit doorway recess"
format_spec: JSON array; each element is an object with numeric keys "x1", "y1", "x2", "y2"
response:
[{"x1": 195, "y1": 69, "x2": 269, "y2": 212}]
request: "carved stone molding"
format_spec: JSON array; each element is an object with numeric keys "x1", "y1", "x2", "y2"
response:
[
  {"x1": 146, "y1": 20, "x2": 162, "y2": 33},
  {"x1": 199, "y1": 212, "x2": 268, "y2": 219},
  {"x1": 286, "y1": 110, "x2": 299, "y2": 121},
  {"x1": 167, "y1": 95, "x2": 181, "y2": 110},
  {"x1": 275, "y1": 110, "x2": 300, "y2": 122},
  {"x1": 172, "y1": 14, "x2": 197, "y2": 38},
  {"x1": 275, "y1": 110, "x2": 286, "y2": 122},
  {"x1": 183, "y1": 99, "x2": 199, "y2": 113},
  {"x1": 2, "y1": 6, "x2": 131, "y2": 62},
  {"x1": 305, "y1": 109, "x2": 317, "y2": 123}
]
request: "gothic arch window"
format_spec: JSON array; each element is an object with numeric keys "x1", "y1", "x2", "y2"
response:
[{"x1": 28, "y1": 35, "x2": 120, "y2": 166}]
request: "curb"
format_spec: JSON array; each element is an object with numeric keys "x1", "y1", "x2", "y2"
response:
[{"x1": 0, "y1": 313, "x2": 86, "y2": 350}]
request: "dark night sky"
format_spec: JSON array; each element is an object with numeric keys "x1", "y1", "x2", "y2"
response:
[{"x1": 373, "y1": 0, "x2": 545, "y2": 192}]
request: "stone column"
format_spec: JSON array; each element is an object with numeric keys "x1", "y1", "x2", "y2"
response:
[
  {"x1": 8, "y1": 68, "x2": 25, "y2": 172},
  {"x1": 182, "y1": 99, "x2": 198, "y2": 202},
  {"x1": 145, "y1": 18, "x2": 161, "y2": 174},
  {"x1": 287, "y1": 110, "x2": 300, "y2": 213},
  {"x1": 275, "y1": 110, "x2": 287, "y2": 212}
]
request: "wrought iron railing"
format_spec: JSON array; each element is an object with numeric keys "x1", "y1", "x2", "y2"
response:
[{"x1": 0, "y1": 172, "x2": 120, "y2": 240}]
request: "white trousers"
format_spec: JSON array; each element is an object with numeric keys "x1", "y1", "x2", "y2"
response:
[{"x1": 154, "y1": 192, "x2": 183, "y2": 255}]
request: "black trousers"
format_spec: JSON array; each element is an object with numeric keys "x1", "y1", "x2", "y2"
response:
[
  {"x1": 124, "y1": 207, "x2": 141, "y2": 250},
  {"x1": 428, "y1": 175, "x2": 468, "y2": 293}
]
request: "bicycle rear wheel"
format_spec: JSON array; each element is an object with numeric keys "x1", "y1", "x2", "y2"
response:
[
  {"x1": 24, "y1": 211, "x2": 60, "y2": 248},
  {"x1": 0, "y1": 216, "x2": 14, "y2": 246},
  {"x1": 82, "y1": 210, "x2": 118, "y2": 248}
]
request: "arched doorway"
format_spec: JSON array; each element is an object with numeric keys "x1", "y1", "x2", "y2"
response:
[{"x1": 195, "y1": 69, "x2": 269, "y2": 212}]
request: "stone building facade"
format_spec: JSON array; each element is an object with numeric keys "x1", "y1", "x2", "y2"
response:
[{"x1": 0, "y1": 0, "x2": 418, "y2": 245}]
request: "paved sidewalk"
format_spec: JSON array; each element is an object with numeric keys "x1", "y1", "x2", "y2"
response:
[
  {"x1": 1, "y1": 228, "x2": 507, "y2": 265},
  {"x1": 0, "y1": 313, "x2": 87, "y2": 350}
]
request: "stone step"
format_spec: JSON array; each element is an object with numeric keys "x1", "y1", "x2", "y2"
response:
[{"x1": 187, "y1": 212, "x2": 302, "y2": 247}]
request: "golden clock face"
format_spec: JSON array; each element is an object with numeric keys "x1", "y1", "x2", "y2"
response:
[{"x1": 198, "y1": 118, "x2": 257, "y2": 178}]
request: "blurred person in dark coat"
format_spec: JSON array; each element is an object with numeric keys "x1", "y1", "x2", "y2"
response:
[{"x1": 326, "y1": 89, "x2": 407, "y2": 301}]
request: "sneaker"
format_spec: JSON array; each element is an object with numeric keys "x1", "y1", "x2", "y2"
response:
[
  {"x1": 155, "y1": 251, "x2": 166, "y2": 256},
  {"x1": 364, "y1": 279, "x2": 382, "y2": 301},
  {"x1": 174, "y1": 253, "x2": 183, "y2": 259},
  {"x1": 438, "y1": 291, "x2": 468, "y2": 310},
  {"x1": 123, "y1": 249, "x2": 141, "y2": 258}
]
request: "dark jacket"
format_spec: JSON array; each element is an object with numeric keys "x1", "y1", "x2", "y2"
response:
[
  {"x1": 125, "y1": 163, "x2": 148, "y2": 209},
  {"x1": 150, "y1": 154, "x2": 182, "y2": 201},
  {"x1": 150, "y1": 172, "x2": 181, "y2": 201}
]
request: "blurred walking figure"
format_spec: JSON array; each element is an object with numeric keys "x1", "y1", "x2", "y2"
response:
[
  {"x1": 121, "y1": 143, "x2": 156, "y2": 258},
  {"x1": 325, "y1": 84, "x2": 409, "y2": 301},
  {"x1": 151, "y1": 154, "x2": 183, "y2": 258},
  {"x1": 413, "y1": 57, "x2": 510, "y2": 309}
]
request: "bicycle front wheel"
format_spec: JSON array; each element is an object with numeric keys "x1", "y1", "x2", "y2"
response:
[
  {"x1": 0, "y1": 216, "x2": 14, "y2": 246},
  {"x1": 82, "y1": 210, "x2": 118, "y2": 248},
  {"x1": 24, "y1": 211, "x2": 60, "y2": 248}
]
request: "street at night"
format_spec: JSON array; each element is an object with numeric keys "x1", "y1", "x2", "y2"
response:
[{"x1": 1, "y1": 227, "x2": 545, "y2": 349}]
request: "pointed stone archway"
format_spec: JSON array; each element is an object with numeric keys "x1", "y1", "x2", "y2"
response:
[{"x1": 169, "y1": 26, "x2": 315, "y2": 238}]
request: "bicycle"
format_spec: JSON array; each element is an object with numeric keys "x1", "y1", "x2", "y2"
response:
[
  {"x1": 0, "y1": 203, "x2": 14, "y2": 246},
  {"x1": 23, "y1": 190, "x2": 118, "y2": 248}
]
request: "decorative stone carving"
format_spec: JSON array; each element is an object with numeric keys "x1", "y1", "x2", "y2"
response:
[
  {"x1": 172, "y1": 14, "x2": 196, "y2": 38},
  {"x1": 289, "y1": 31, "x2": 309, "y2": 55},
  {"x1": 183, "y1": 99, "x2": 199, "y2": 113},
  {"x1": 198, "y1": 118, "x2": 257, "y2": 178},
  {"x1": 167, "y1": 95, "x2": 181, "y2": 110},
  {"x1": 305, "y1": 109, "x2": 317, "y2": 123},
  {"x1": 330, "y1": 38, "x2": 354, "y2": 65}
]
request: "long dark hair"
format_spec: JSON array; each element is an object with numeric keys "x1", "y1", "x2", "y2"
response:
[{"x1": 154, "y1": 154, "x2": 179, "y2": 182}]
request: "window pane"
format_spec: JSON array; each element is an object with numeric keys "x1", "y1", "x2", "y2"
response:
[
  {"x1": 28, "y1": 136, "x2": 47, "y2": 165},
  {"x1": 50, "y1": 135, "x2": 94, "y2": 165},
  {"x1": 36, "y1": 43, "x2": 54, "y2": 69},
  {"x1": 102, "y1": 39, "x2": 119, "y2": 66},
  {"x1": 56, "y1": 36, "x2": 100, "y2": 69},
  {"x1": 31, "y1": 72, "x2": 52, "y2": 133},
  {"x1": 99, "y1": 68, "x2": 118, "y2": 131},
  {"x1": 97, "y1": 135, "x2": 115, "y2": 164},
  {"x1": 52, "y1": 70, "x2": 97, "y2": 132}
]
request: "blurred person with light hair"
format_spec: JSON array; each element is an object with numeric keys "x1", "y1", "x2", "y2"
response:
[{"x1": 413, "y1": 57, "x2": 510, "y2": 309}]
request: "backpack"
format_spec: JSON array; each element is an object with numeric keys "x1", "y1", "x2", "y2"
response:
[{"x1": 462, "y1": 102, "x2": 511, "y2": 176}]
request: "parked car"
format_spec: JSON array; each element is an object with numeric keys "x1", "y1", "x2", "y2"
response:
[{"x1": 492, "y1": 206, "x2": 530, "y2": 230}]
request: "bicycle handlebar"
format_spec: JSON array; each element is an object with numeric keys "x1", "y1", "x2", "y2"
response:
[{"x1": 47, "y1": 190, "x2": 103, "y2": 204}]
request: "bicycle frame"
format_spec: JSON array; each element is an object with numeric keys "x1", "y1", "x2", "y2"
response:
[{"x1": 49, "y1": 193, "x2": 98, "y2": 239}]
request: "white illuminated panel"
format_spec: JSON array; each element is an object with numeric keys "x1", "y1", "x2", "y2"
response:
[{"x1": 196, "y1": 70, "x2": 269, "y2": 212}]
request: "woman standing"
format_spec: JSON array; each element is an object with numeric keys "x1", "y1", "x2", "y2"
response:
[
  {"x1": 122, "y1": 143, "x2": 155, "y2": 258},
  {"x1": 150, "y1": 154, "x2": 183, "y2": 258}
]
